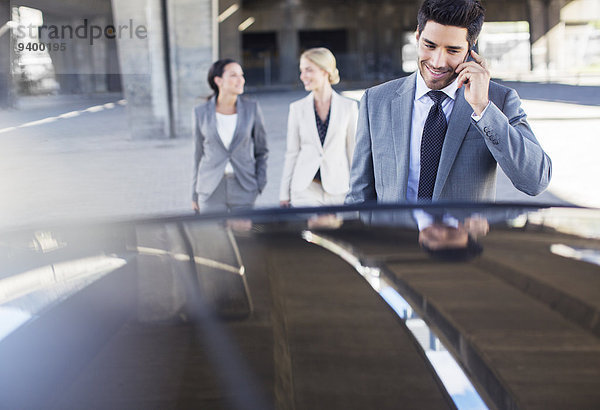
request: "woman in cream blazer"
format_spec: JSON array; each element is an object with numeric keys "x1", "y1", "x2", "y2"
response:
[{"x1": 279, "y1": 48, "x2": 358, "y2": 207}]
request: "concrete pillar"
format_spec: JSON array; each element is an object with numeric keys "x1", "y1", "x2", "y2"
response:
[
  {"x1": 278, "y1": 0, "x2": 299, "y2": 84},
  {"x1": 99, "y1": 12, "x2": 123, "y2": 92},
  {"x1": 355, "y1": 2, "x2": 377, "y2": 81},
  {"x1": 39, "y1": 14, "x2": 75, "y2": 93},
  {"x1": 112, "y1": 0, "x2": 171, "y2": 139},
  {"x1": 112, "y1": 0, "x2": 215, "y2": 139},
  {"x1": 527, "y1": 0, "x2": 564, "y2": 73},
  {"x1": 41, "y1": 14, "x2": 110, "y2": 94},
  {"x1": 0, "y1": 0, "x2": 13, "y2": 108},
  {"x1": 348, "y1": 0, "x2": 409, "y2": 81},
  {"x1": 71, "y1": 17, "x2": 96, "y2": 93},
  {"x1": 166, "y1": 0, "x2": 217, "y2": 138},
  {"x1": 219, "y1": 0, "x2": 242, "y2": 62},
  {"x1": 378, "y1": 1, "x2": 405, "y2": 80},
  {"x1": 546, "y1": 0, "x2": 567, "y2": 72},
  {"x1": 106, "y1": 36, "x2": 122, "y2": 92},
  {"x1": 90, "y1": 15, "x2": 109, "y2": 93}
]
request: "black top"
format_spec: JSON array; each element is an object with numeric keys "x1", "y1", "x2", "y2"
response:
[{"x1": 313, "y1": 104, "x2": 330, "y2": 182}]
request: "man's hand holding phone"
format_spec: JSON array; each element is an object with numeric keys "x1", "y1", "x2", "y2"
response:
[{"x1": 456, "y1": 49, "x2": 490, "y2": 116}]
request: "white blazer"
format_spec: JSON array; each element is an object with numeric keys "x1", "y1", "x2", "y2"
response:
[{"x1": 279, "y1": 91, "x2": 359, "y2": 201}]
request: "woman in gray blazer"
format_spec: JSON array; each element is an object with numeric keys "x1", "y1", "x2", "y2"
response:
[
  {"x1": 192, "y1": 59, "x2": 268, "y2": 213},
  {"x1": 279, "y1": 48, "x2": 358, "y2": 207}
]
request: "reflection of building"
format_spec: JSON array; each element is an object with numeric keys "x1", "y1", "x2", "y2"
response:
[{"x1": 378, "y1": 285, "x2": 486, "y2": 407}]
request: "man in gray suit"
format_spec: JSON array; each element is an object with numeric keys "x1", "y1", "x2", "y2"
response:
[{"x1": 346, "y1": 0, "x2": 552, "y2": 204}]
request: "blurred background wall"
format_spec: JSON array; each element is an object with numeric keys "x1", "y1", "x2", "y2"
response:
[{"x1": 1, "y1": 0, "x2": 599, "y2": 137}]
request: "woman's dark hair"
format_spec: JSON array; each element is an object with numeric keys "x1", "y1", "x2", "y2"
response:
[
  {"x1": 417, "y1": 0, "x2": 485, "y2": 47},
  {"x1": 207, "y1": 58, "x2": 238, "y2": 97}
]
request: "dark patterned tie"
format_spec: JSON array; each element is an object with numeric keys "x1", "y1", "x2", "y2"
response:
[{"x1": 418, "y1": 90, "x2": 448, "y2": 200}]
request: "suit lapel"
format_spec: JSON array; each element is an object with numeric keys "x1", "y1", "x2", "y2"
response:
[
  {"x1": 433, "y1": 87, "x2": 473, "y2": 199},
  {"x1": 392, "y1": 73, "x2": 416, "y2": 200},
  {"x1": 207, "y1": 97, "x2": 227, "y2": 151},
  {"x1": 305, "y1": 93, "x2": 324, "y2": 153},
  {"x1": 322, "y1": 91, "x2": 338, "y2": 151},
  {"x1": 228, "y1": 96, "x2": 245, "y2": 152}
]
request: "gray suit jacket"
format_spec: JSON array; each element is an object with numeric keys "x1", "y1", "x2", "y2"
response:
[
  {"x1": 192, "y1": 96, "x2": 268, "y2": 201},
  {"x1": 346, "y1": 72, "x2": 552, "y2": 204}
]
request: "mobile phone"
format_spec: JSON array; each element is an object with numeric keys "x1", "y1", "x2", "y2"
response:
[
  {"x1": 465, "y1": 47, "x2": 476, "y2": 63},
  {"x1": 463, "y1": 47, "x2": 475, "y2": 84}
]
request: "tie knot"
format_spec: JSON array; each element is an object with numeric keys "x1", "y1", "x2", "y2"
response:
[{"x1": 427, "y1": 90, "x2": 446, "y2": 105}]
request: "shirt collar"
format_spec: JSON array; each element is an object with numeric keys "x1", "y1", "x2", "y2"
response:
[{"x1": 415, "y1": 70, "x2": 459, "y2": 102}]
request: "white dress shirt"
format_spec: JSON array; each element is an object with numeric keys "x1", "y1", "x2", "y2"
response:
[
  {"x1": 216, "y1": 112, "x2": 237, "y2": 175},
  {"x1": 412, "y1": 209, "x2": 459, "y2": 231}
]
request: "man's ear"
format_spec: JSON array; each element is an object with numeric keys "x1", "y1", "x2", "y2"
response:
[{"x1": 415, "y1": 30, "x2": 420, "y2": 42}]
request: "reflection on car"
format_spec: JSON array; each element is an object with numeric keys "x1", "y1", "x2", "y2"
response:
[{"x1": 1, "y1": 203, "x2": 600, "y2": 409}]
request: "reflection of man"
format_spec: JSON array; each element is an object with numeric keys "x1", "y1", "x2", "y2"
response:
[
  {"x1": 417, "y1": 212, "x2": 488, "y2": 261},
  {"x1": 346, "y1": 0, "x2": 551, "y2": 205}
]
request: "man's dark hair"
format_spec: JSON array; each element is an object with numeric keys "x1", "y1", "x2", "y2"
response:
[
  {"x1": 207, "y1": 58, "x2": 237, "y2": 98},
  {"x1": 417, "y1": 0, "x2": 485, "y2": 47}
]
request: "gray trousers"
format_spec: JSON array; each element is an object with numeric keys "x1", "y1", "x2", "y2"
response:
[{"x1": 198, "y1": 174, "x2": 258, "y2": 213}]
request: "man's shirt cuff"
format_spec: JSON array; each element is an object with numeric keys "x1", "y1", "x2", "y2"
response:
[{"x1": 471, "y1": 101, "x2": 491, "y2": 122}]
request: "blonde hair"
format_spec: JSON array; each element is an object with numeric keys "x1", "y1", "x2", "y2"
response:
[{"x1": 300, "y1": 47, "x2": 340, "y2": 85}]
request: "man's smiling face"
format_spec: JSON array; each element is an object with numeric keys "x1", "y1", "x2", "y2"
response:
[{"x1": 416, "y1": 20, "x2": 470, "y2": 90}]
